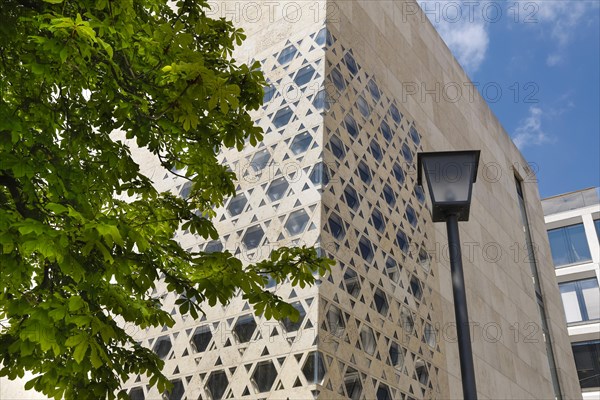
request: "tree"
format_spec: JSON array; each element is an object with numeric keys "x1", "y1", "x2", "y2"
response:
[{"x1": 0, "y1": 1, "x2": 332, "y2": 398}]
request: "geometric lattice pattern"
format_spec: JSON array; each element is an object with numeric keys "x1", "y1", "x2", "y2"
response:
[{"x1": 124, "y1": 25, "x2": 445, "y2": 400}]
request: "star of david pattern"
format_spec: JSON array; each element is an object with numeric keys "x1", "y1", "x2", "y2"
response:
[{"x1": 124, "y1": 25, "x2": 445, "y2": 400}]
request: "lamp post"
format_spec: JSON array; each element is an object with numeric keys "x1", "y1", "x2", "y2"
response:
[{"x1": 417, "y1": 150, "x2": 481, "y2": 400}]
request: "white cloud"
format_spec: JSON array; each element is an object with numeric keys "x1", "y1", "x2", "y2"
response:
[
  {"x1": 512, "y1": 106, "x2": 552, "y2": 149},
  {"x1": 418, "y1": 1, "x2": 490, "y2": 74}
]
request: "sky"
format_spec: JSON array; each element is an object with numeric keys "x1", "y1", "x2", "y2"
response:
[{"x1": 418, "y1": 0, "x2": 600, "y2": 198}]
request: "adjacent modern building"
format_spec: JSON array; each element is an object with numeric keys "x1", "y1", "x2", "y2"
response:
[
  {"x1": 543, "y1": 188, "x2": 600, "y2": 400},
  {"x1": 1, "y1": 1, "x2": 583, "y2": 399}
]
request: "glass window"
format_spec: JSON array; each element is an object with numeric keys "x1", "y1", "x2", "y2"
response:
[
  {"x1": 152, "y1": 336, "x2": 172, "y2": 360},
  {"x1": 409, "y1": 125, "x2": 421, "y2": 144},
  {"x1": 251, "y1": 149, "x2": 271, "y2": 171},
  {"x1": 389, "y1": 104, "x2": 402, "y2": 124},
  {"x1": 344, "y1": 52, "x2": 358, "y2": 75},
  {"x1": 267, "y1": 177, "x2": 289, "y2": 202},
  {"x1": 344, "y1": 268, "x2": 361, "y2": 297},
  {"x1": 206, "y1": 371, "x2": 228, "y2": 400},
  {"x1": 358, "y1": 236, "x2": 374, "y2": 262},
  {"x1": 282, "y1": 301, "x2": 306, "y2": 332},
  {"x1": 385, "y1": 257, "x2": 400, "y2": 283},
  {"x1": 344, "y1": 185, "x2": 359, "y2": 210},
  {"x1": 129, "y1": 387, "x2": 145, "y2": 400},
  {"x1": 302, "y1": 351, "x2": 326, "y2": 383},
  {"x1": 548, "y1": 223, "x2": 592, "y2": 267},
  {"x1": 242, "y1": 225, "x2": 264, "y2": 250},
  {"x1": 344, "y1": 114, "x2": 359, "y2": 137},
  {"x1": 595, "y1": 219, "x2": 600, "y2": 240},
  {"x1": 368, "y1": 79, "x2": 381, "y2": 102},
  {"x1": 310, "y1": 162, "x2": 330, "y2": 186},
  {"x1": 410, "y1": 276, "x2": 423, "y2": 301},
  {"x1": 315, "y1": 27, "x2": 327, "y2": 45},
  {"x1": 330, "y1": 67, "x2": 346, "y2": 91},
  {"x1": 252, "y1": 361, "x2": 277, "y2": 392},
  {"x1": 376, "y1": 384, "x2": 391, "y2": 400},
  {"x1": 165, "y1": 379, "x2": 184, "y2": 400},
  {"x1": 263, "y1": 84, "x2": 276, "y2": 103},
  {"x1": 326, "y1": 305, "x2": 345, "y2": 335},
  {"x1": 204, "y1": 240, "x2": 223, "y2": 253},
  {"x1": 357, "y1": 95, "x2": 371, "y2": 118},
  {"x1": 374, "y1": 288, "x2": 389, "y2": 315},
  {"x1": 380, "y1": 120, "x2": 392, "y2": 142},
  {"x1": 396, "y1": 230, "x2": 409, "y2": 254},
  {"x1": 294, "y1": 65, "x2": 315, "y2": 87},
  {"x1": 290, "y1": 131, "x2": 311, "y2": 155},
  {"x1": 191, "y1": 325, "x2": 212, "y2": 353},
  {"x1": 313, "y1": 89, "x2": 327, "y2": 111},
  {"x1": 233, "y1": 314, "x2": 257, "y2": 343},
  {"x1": 277, "y1": 45, "x2": 297, "y2": 65},
  {"x1": 392, "y1": 163, "x2": 405, "y2": 186},
  {"x1": 357, "y1": 161, "x2": 371, "y2": 184},
  {"x1": 227, "y1": 193, "x2": 247, "y2": 216},
  {"x1": 559, "y1": 278, "x2": 600, "y2": 323},
  {"x1": 405, "y1": 204, "x2": 418, "y2": 227},
  {"x1": 401, "y1": 143, "x2": 413, "y2": 163},
  {"x1": 389, "y1": 342, "x2": 404, "y2": 368},
  {"x1": 371, "y1": 209, "x2": 385, "y2": 233},
  {"x1": 383, "y1": 184, "x2": 396, "y2": 207},
  {"x1": 273, "y1": 106, "x2": 293, "y2": 128},
  {"x1": 285, "y1": 209, "x2": 310, "y2": 236},
  {"x1": 572, "y1": 340, "x2": 600, "y2": 389},
  {"x1": 328, "y1": 213, "x2": 345, "y2": 239},
  {"x1": 370, "y1": 140, "x2": 382, "y2": 162},
  {"x1": 330, "y1": 135, "x2": 345, "y2": 159},
  {"x1": 360, "y1": 326, "x2": 376, "y2": 355},
  {"x1": 344, "y1": 368, "x2": 363, "y2": 400}
]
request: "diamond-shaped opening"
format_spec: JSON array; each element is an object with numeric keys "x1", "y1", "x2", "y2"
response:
[
  {"x1": 392, "y1": 163, "x2": 405, "y2": 185},
  {"x1": 227, "y1": 194, "x2": 247, "y2": 217},
  {"x1": 285, "y1": 209, "x2": 309, "y2": 236},
  {"x1": 359, "y1": 325, "x2": 376, "y2": 355},
  {"x1": 277, "y1": 45, "x2": 297, "y2": 65},
  {"x1": 371, "y1": 209, "x2": 385, "y2": 233},
  {"x1": 401, "y1": 143, "x2": 413, "y2": 163},
  {"x1": 380, "y1": 120, "x2": 392, "y2": 142},
  {"x1": 204, "y1": 240, "x2": 223, "y2": 253},
  {"x1": 406, "y1": 204, "x2": 418, "y2": 227},
  {"x1": 330, "y1": 135, "x2": 345, "y2": 159},
  {"x1": 389, "y1": 342, "x2": 405, "y2": 369},
  {"x1": 401, "y1": 308, "x2": 415, "y2": 335},
  {"x1": 383, "y1": 184, "x2": 396, "y2": 207},
  {"x1": 385, "y1": 257, "x2": 400, "y2": 283},
  {"x1": 129, "y1": 387, "x2": 144, "y2": 400},
  {"x1": 243, "y1": 225, "x2": 264, "y2": 250},
  {"x1": 206, "y1": 370, "x2": 228, "y2": 400},
  {"x1": 344, "y1": 268, "x2": 361, "y2": 297},
  {"x1": 357, "y1": 95, "x2": 371, "y2": 118},
  {"x1": 302, "y1": 351, "x2": 326, "y2": 384},
  {"x1": 179, "y1": 181, "x2": 193, "y2": 199},
  {"x1": 415, "y1": 185, "x2": 426, "y2": 204},
  {"x1": 357, "y1": 161, "x2": 371, "y2": 184},
  {"x1": 294, "y1": 65, "x2": 316, "y2": 87},
  {"x1": 410, "y1": 125, "x2": 421, "y2": 144},
  {"x1": 373, "y1": 288, "x2": 389, "y2": 315},
  {"x1": 358, "y1": 236, "x2": 374, "y2": 263},
  {"x1": 343, "y1": 185, "x2": 359, "y2": 210},
  {"x1": 376, "y1": 383, "x2": 391, "y2": 400},
  {"x1": 309, "y1": 162, "x2": 330, "y2": 186},
  {"x1": 282, "y1": 301, "x2": 306, "y2": 332},
  {"x1": 263, "y1": 84, "x2": 276, "y2": 103},
  {"x1": 234, "y1": 315, "x2": 257, "y2": 343},
  {"x1": 330, "y1": 67, "x2": 346, "y2": 91},
  {"x1": 415, "y1": 358, "x2": 429, "y2": 385},
  {"x1": 252, "y1": 361, "x2": 277, "y2": 392},
  {"x1": 191, "y1": 325, "x2": 212, "y2": 353},
  {"x1": 273, "y1": 106, "x2": 293, "y2": 129},
  {"x1": 344, "y1": 114, "x2": 359, "y2": 137},
  {"x1": 267, "y1": 177, "x2": 289, "y2": 202},
  {"x1": 326, "y1": 304, "x2": 345, "y2": 336},
  {"x1": 410, "y1": 276, "x2": 423, "y2": 301},
  {"x1": 389, "y1": 104, "x2": 403, "y2": 124},
  {"x1": 367, "y1": 78, "x2": 381, "y2": 101},
  {"x1": 152, "y1": 336, "x2": 172, "y2": 360},
  {"x1": 419, "y1": 248, "x2": 431, "y2": 272},
  {"x1": 344, "y1": 368, "x2": 363, "y2": 400},
  {"x1": 369, "y1": 140, "x2": 382, "y2": 162},
  {"x1": 344, "y1": 52, "x2": 358, "y2": 75},
  {"x1": 396, "y1": 230, "x2": 409, "y2": 254},
  {"x1": 290, "y1": 131, "x2": 312, "y2": 155},
  {"x1": 328, "y1": 213, "x2": 345, "y2": 240},
  {"x1": 424, "y1": 323, "x2": 437, "y2": 348},
  {"x1": 251, "y1": 149, "x2": 271, "y2": 171},
  {"x1": 164, "y1": 379, "x2": 184, "y2": 400}
]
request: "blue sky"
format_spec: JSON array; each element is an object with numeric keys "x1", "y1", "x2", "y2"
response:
[{"x1": 419, "y1": 1, "x2": 600, "y2": 198}]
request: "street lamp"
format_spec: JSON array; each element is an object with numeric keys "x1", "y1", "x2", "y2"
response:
[{"x1": 417, "y1": 150, "x2": 481, "y2": 400}]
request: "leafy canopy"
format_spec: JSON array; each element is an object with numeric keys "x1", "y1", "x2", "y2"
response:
[{"x1": 0, "y1": 0, "x2": 332, "y2": 398}]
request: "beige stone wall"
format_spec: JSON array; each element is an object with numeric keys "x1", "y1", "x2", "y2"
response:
[{"x1": 326, "y1": 0, "x2": 580, "y2": 399}]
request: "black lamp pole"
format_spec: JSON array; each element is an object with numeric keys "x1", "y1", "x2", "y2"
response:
[
  {"x1": 446, "y1": 213, "x2": 478, "y2": 400},
  {"x1": 417, "y1": 150, "x2": 481, "y2": 400}
]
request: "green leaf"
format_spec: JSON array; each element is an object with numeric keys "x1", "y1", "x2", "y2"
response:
[{"x1": 73, "y1": 341, "x2": 88, "y2": 364}]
